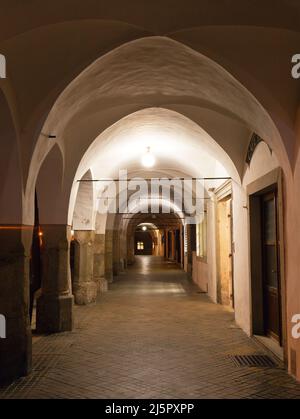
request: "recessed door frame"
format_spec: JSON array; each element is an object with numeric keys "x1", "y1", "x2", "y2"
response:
[
  {"x1": 215, "y1": 181, "x2": 234, "y2": 309},
  {"x1": 248, "y1": 168, "x2": 287, "y2": 364},
  {"x1": 261, "y1": 190, "x2": 282, "y2": 343}
]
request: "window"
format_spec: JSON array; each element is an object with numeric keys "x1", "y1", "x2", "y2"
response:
[
  {"x1": 196, "y1": 212, "x2": 207, "y2": 259},
  {"x1": 137, "y1": 242, "x2": 144, "y2": 250}
]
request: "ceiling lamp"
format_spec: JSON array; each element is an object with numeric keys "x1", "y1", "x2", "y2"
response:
[
  {"x1": 141, "y1": 147, "x2": 155, "y2": 168},
  {"x1": 142, "y1": 226, "x2": 147, "y2": 231}
]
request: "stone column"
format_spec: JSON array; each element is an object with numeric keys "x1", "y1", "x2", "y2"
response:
[
  {"x1": 105, "y1": 230, "x2": 113, "y2": 283},
  {"x1": 36, "y1": 225, "x2": 73, "y2": 333},
  {"x1": 165, "y1": 229, "x2": 169, "y2": 259},
  {"x1": 94, "y1": 234, "x2": 108, "y2": 293},
  {"x1": 186, "y1": 224, "x2": 196, "y2": 278},
  {"x1": 113, "y1": 229, "x2": 120, "y2": 276},
  {"x1": 0, "y1": 226, "x2": 32, "y2": 384},
  {"x1": 118, "y1": 231, "x2": 127, "y2": 273},
  {"x1": 72, "y1": 230, "x2": 98, "y2": 305},
  {"x1": 180, "y1": 225, "x2": 184, "y2": 268},
  {"x1": 127, "y1": 234, "x2": 135, "y2": 265}
]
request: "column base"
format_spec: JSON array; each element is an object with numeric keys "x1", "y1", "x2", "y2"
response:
[
  {"x1": 0, "y1": 321, "x2": 32, "y2": 385},
  {"x1": 98, "y1": 277, "x2": 108, "y2": 293},
  {"x1": 113, "y1": 262, "x2": 119, "y2": 276},
  {"x1": 106, "y1": 273, "x2": 114, "y2": 284},
  {"x1": 0, "y1": 226, "x2": 33, "y2": 385},
  {"x1": 74, "y1": 282, "x2": 98, "y2": 305},
  {"x1": 119, "y1": 259, "x2": 125, "y2": 273},
  {"x1": 36, "y1": 294, "x2": 73, "y2": 334}
]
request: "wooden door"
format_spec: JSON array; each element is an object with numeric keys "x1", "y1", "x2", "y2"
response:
[
  {"x1": 261, "y1": 192, "x2": 282, "y2": 344},
  {"x1": 217, "y1": 197, "x2": 233, "y2": 307}
]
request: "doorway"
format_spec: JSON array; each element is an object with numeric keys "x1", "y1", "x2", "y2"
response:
[
  {"x1": 260, "y1": 191, "x2": 282, "y2": 344},
  {"x1": 29, "y1": 192, "x2": 42, "y2": 326},
  {"x1": 216, "y1": 196, "x2": 234, "y2": 308},
  {"x1": 70, "y1": 238, "x2": 77, "y2": 293},
  {"x1": 168, "y1": 231, "x2": 173, "y2": 259},
  {"x1": 135, "y1": 231, "x2": 153, "y2": 255},
  {"x1": 175, "y1": 229, "x2": 181, "y2": 264},
  {"x1": 249, "y1": 171, "x2": 285, "y2": 355}
]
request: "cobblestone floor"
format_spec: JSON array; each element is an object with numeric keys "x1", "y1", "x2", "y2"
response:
[{"x1": 1, "y1": 256, "x2": 300, "y2": 399}]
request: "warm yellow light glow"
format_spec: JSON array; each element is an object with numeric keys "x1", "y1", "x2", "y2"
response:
[
  {"x1": 142, "y1": 226, "x2": 147, "y2": 231},
  {"x1": 141, "y1": 147, "x2": 155, "y2": 168}
]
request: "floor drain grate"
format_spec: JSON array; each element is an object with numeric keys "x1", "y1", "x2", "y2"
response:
[{"x1": 229, "y1": 355, "x2": 277, "y2": 368}]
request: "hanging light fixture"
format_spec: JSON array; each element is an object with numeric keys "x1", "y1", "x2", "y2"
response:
[
  {"x1": 142, "y1": 226, "x2": 147, "y2": 232},
  {"x1": 141, "y1": 146, "x2": 156, "y2": 168}
]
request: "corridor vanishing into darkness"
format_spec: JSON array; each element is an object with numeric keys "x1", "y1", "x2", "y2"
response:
[{"x1": 1, "y1": 256, "x2": 300, "y2": 400}]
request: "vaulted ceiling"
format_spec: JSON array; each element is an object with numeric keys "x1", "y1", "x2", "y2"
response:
[{"x1": 0, "y1": 1, "x2": 299, "y2": 225}]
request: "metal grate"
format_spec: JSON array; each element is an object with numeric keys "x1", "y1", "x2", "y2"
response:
[{"x1": 229, "y1": 354, "x2": 277, "y2": 368}]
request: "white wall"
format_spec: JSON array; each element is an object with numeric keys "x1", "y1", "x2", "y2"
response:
[
  {"x1": 192, "y1": 199, "x2": 217, "y2": 303},
  {"x1": 192, "y1": 141, "x2": 280, "y2": 337},
  {"x1": 233, "y1": 142, "x2": 279, "y2": 335},
  {"x1": 232, "y1": 182, "x2": 251, "y2": 334}
]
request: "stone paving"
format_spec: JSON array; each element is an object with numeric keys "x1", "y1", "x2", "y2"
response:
[{"x1": 1, "y1": 256, "x2": 300, "y2": 399}]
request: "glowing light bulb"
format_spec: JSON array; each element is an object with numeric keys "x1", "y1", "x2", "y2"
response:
[
  {"x1": 141, "y1": 147, "x2": 155, "y2": 168},
  {"x1": 142, "y1": 226, "x2": 147, "y2": 231}
]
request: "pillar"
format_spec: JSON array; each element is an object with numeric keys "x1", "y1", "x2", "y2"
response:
[
  {"x1": 127, "y1": 234, "x2": 135, "y2": 265},
  {"x1": 119, "y1": 231, "x2": 127, "y2": 271},
  {"x1": 172, "y1": 230, "x2": 176, "y2": 260},
  {"x1": 105, "y1": 230, "x2": 113, "y2": 283},
  {"x1": 0, "y1": 226, "x2": 32, "y2": 384},
  {"x1": 36, "y1": 225, "x2": 73, "y2": 333},
  {"x1": 186, "y1": 224, "x2": 196, "y2": 278},
  {"x1": 72, "y1": 230, "x2": 98, "y2": 305},
  {"x1": 93, "y1": 233, "x2": 108, "y2": 293},
  {"x1": 165, "y1": 229, "x2": 169, "y2": 259},
  {"x1": 113, "y1": 229, "x2": 120, "y2": 276}
]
